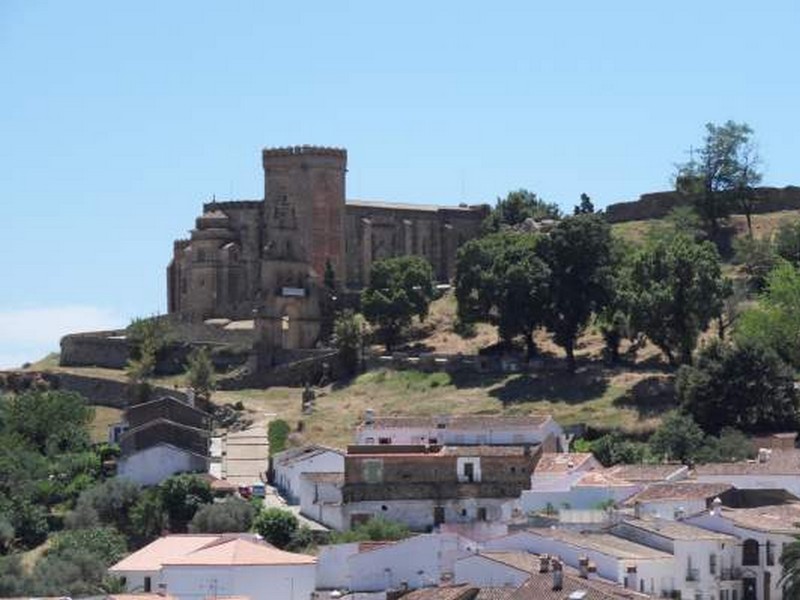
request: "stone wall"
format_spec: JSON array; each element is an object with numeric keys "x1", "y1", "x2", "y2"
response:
[
  {"x1": 60, "y1": 330, "x2": 130, "y2": 369},
  {"x1": 218, "y1": 348, "x2": 343, "y2": 390},
  {"x1": 0, "y1": 370, "x2": 188, "y2": 409},
  {"x1": 605, "y1": 186, "x2": 800, "y2": 223}
]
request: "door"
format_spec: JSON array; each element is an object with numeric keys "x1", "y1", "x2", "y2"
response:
[
  {"x1": 742, "y1": 577, "x2": 757, "y2": 600},
  {"x1": 433, "y1": 506, "x2": 445, "y2": 526}
]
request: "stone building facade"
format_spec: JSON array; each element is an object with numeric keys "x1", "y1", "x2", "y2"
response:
[{"x1": 167, "y1": 146, "x2": 488, "y2": 329}]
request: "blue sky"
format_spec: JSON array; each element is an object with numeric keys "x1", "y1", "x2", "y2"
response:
[{"x1": 1, "y1": 1, "x2": 799, "y2": 367}]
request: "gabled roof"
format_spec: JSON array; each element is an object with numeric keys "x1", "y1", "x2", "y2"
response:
[
  {"x1": 109, "y1": 534, "x2": 221, "y2": 572},
  {"x1": 510, "y1": 572, "x2": 653, "y2": 599},
  {"x1": 617, "y1": 518, "x2": 735, "y2": 542},
  {"x1": 716, "y1": 503, "x2": 800, "y2": 534},
  {"x1": 475, "y1": 552, "x2": 540, "y2": 575},
  {"x1": 523, "y1": 528, "x2": 672, "y2": 561},
  {"x1": 163, "y1": 536, "x2": 316, "y2": 566},
  {"x1": 399, "y1": 584, "x2": 480, "y2": 600},
  {"x1": 534, "y1": 453, "x2": 597, "y2": 475},
  {"x1": 127, "y1": 395, "x2": 211, "y2": 417},
  {"x1": 272, "y1": 444, "x2": 345, "y2": 467},
  {"x1": 624, "y1": 482, "x2": 733, "y2": 504},
  {"x1": 694, "y1": 449, "x2": 800, "y2": 476},
  {"x1": 605, "y1": 464, "x2": 688, "y2": 483}
]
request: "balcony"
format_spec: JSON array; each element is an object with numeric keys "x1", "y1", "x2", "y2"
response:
[{"x1": 685, "y1": 568, "x2": 700, "y2": 582}]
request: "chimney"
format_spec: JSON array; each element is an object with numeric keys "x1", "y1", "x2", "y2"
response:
[
  {"x1": 588, "y1": 562, "x2": 598, "y2": 578},
  {"x1": 711, "y1": 496, "x2": 723, "y2": 517},
  {"x1": 578, "y1": 555, "x2": 589, "y2": 579},
  {"x1": 551, "y1": 558, "x2": 564, "y2": 590},
  {"x1": 539, "y1": 554, "x2": 551, "y2": 573},
  {"x1": 364, "y1": 408, "x2": 375, "y2": 425},
  {"x1": 633, "y1": 501, "x2": 642, "y2": 519}
]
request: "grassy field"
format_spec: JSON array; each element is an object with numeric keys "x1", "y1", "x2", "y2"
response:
[{"x1": 212, "y1": 365, "x2": 675, "y2": 450}]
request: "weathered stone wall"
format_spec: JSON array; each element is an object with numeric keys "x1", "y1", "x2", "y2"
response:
[
  {"x1": 605, "y1": 186, "x2": 800, "y2": 223},
  {"x1": 60, "y1": 331, "x2": 130, "y2": 369},
  {"x1": 0, "y1": 370, "x2": 188, "y2": 409},
  {"x1": 218, "y1": 348, "x2": 342, "y2": 390}
]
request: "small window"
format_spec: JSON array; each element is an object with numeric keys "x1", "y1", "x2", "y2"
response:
[
  {"x1": 461, "y1": 508, "x2": 467, "y2": 517},
  {"x1": 510, "y1": 466, "x2": 517, "y2": 474},
  {"x1": 378, "y1": 437, "x2": 391, "y2": 445},
  {"x1": 710, "y1": 553, "x2": 717, "y2": 574},
  {"x1": 381, "y1": 505, "x2": 388, "y2": 511}
]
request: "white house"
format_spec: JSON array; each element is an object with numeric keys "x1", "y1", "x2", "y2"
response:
[
  {"x1": 316, "y1": 533, "x2": 475, "y2": 592},
  {"x1": 117, "y1": 443, "x2": 209, "y2": 487},
  {"x1": 522, "y1": 462, "x2": 641, "y2": 513},
  {"x1": 686, "y1": 500, "x2": 800, "y2": 600},
  {"x1": 483, "y1": 528, "x2": 674, "y2": 596},
  {"x1": 271, "y1": 445, "x2": 345, "y2": 504},
  {"x1": 622, "y1": 481, "x2": 733, "y2": 521},
  {"x1": 109, "y1": 534, "x2": 316, "y2": 600},
  {"x1": 694, "y1": 448, "x2": 800, "y2": 499},
  {"x1": 298, "y1": 471, "x2": 344, "y2": 530},
  {"x1": 354, "y1": 414, "x2": 565, "y2": 452},
  {"x1": 612, "y1": 517, "x2": 741, "y2": 600}
]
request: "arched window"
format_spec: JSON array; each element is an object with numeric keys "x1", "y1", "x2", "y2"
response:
[{"x1": 743, "y1": 538, "x2": 759, "y2": 566}]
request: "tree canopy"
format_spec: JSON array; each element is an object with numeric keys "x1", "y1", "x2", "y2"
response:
[
  {"x1": 676, "y1": 339, "x2": 799, "y2": 435},
  {"x1": 361, "y1": 255, "x2": 435, "y2": 350},
  {"x1": 675, "y1": 120, "x2": 762, "y2": 237},
  {"x1": 625, "y1": 234, "x2": 730, "y2": 365},
  {"x1": 482, "y1": 189, "x2": 561, "y2": 233}
]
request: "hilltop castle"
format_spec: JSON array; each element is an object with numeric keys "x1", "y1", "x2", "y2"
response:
[{"x1": 167, "y1": 145, "x2": 487, "y2": 353}]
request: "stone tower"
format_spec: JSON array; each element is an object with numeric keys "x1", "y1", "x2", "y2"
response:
[{"x1": 254, "y1": 146, "x2": 347, "y2": 367}]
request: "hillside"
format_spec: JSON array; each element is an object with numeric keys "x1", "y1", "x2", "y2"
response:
[{"x1": 26, "y1": 207, "x2": 800, "y2": 451}]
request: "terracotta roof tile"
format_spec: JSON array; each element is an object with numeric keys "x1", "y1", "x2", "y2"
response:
[
  {"x1": 624, "y1": 482, "x2": 732, "y2": 504},
  {"x1": 109, "y1": 535, "x2": 222, "y2": 572},
  {"x1": 163, "y1": 537, "x2": 316, "y2": 566}
]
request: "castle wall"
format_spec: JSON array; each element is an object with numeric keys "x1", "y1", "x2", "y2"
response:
[{"x1": 604, "y1": 186, "x2": 800, "y2": 223}]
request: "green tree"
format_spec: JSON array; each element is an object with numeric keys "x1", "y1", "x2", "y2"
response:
[
  {"x1": 188, "y1": 498, "x2": 255, "y2": 533},
  {"x1": 253, "y1": 508, "x2": 298, "y2": 549},
  {"x1": 588, "y1": 431, "x2": 648, "y2": 467},
  {"x1": 186, "y1": 346, "x2": 215, "y2": 400},
  {"x1": 483, "y1": 189, "x2": 561, "y2": 233},
  {"x1": 129, "y1": 488, "x2": 166, "y2": 544},
  {"x1": 0, "y1": 390, "x2": 93, "y2": 455},
  {"x1": 780, "y1": 539, "x2": 800, "y2": 599},
  {"x1": 455, "y1": 232, "x2": 550, "y2": 357},
  {"x1": 649, "y1": 412, "x2": 706, "y2": 463},
  {"x1": 573, "y1": 193, "x2": 595, "y2": 215},
  {"x1": 332, "y1": 310, "x2": 364, "y2": 376},
  {"x1": 538, "y1": 214, "x2": 615, "y2": 370},
  {"x1": 361, "y1": 256, "x2": 435, "y2": 351},
  {"x1": 735, "y1": 261, "x2": 800, "y2": 368},
  {"x1": 774, "y1": 218, "x2": 800, "y2": 267},
  {"x1": 158, "y1": 474, "x2": 212, "y2": 533},
  {"x1": 676, "y1": 340, "x2": 799, "y2": 435},
  {"x1": 734, "y1": 235, "x2": 777, "y2": 292},
  {"x1": 626, "y1": 234, "x2": 730, "y2": 365},
  {"x1": 126, "y1": 316, "x2": 171, "y2": 382},
  {"x1": 675, "y1": 121, "x2": 762, "y2": 238},
  {"x1": 70, "y1": 478, "x2": 141, "y2": 536}
]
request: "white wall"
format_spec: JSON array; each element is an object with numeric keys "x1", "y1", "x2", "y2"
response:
[
  {"x1": 344, "y1": 498, "x2": 510, "y2": 531},
  {"x1": 316, "y1": 543, "x2": 360, "y2": 590},
  {"x1": 482, "y1": 530, "x2": 674, "y2": 595},
  {"x1": 520, "y1": 484, "x2": 639, "y2": 512},
  {"x1": 453, "y1": 554, "x2": 530, "y2": 588},
  {"x1": 163, "y1": 563, "x2": 316, "y2": 600},
  {"x1": 299, "y1": 477, "x2": 344, "y2": 530},
  {"x1": 347, "y1": 533, "x2": 471, "y2": 591},
  {"x1": 273, "y1": 449, "x2": 344, "y2": 504},
  {"x1": 634, "y1": 498, "x2": 707, "y2": 521},
  {"x1": 696, "y1": 472, "x2": 800, "y2": 498},
  {"x1": 114, "y1": 569, "x2": 162, "y2": 593},
  {"x1": 118, "y1": 445, "x2": 208, "y2": 487}
]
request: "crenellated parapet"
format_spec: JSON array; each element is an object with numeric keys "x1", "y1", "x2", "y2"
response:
[{"x1": 262, "y1": 145, "x2": 347, "y2": 159}]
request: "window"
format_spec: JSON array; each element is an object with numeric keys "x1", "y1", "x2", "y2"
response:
[
  {"x1": 477, "y1": 507, "x2": 487, "y2": 521},
  {"x1": 461, "y1": 508, "x2": 467, "y2": 517},
  {"x1": 710, "y1": 553, "x2": 717, "y2": 575},
  {"x1": 766, "y1": 540, "x2": 775, "y2": 566},
  {"x1": 378, "y1": 437, "x2": 391, "y2": 445},
  {"x1": 742, "y1": 538, "x2": 759, "y2": 566}
]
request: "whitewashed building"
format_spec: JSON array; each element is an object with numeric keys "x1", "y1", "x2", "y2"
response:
[
  {"x1": 686, "y1": 500, "x2": 800, "y2": 600},
  {"x1": 271, "y1": 445, "x2": 345, "y2": 504},
  {"x1": 623, "y1": 481, "x2": 733, "y2": 521},
  {"x1": 316, "y1": 533, "x2": 475, "y2": 592},
  {"x1": 117, "y1": 442, "x2": 209, "y2": 487},
  {"x1": 483, "y1": 528, "x2": 674, "y2": 596},
  {"x1": 694, "y1": 448, "x2": 800, "y2": 499},
  {"x1": 355, "y1": 414, "x2": 565, "y2": 452},
  {"x1": 612, "y1": 517, "x2": 741, "y2": 600},
  {"x1": 109, "y1": 534, "x2": 316, "y2": 600},
  {"x1": 298, "y1": 471, "x2": 344, "y2": 530}
]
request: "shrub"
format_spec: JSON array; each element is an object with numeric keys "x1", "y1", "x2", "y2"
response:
[
  {"x1": 252, "y1": 508, "x2": 298, "y2": 549},
  {"x1": 330, "y1": 517, "x2": 411, "y2": 543},
  {"x1": 268, "y1": 420, "x2": 291, "y2": 456},
  {"x1": 188, "y1": 498, "x2": 255, "y2": 533}
]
